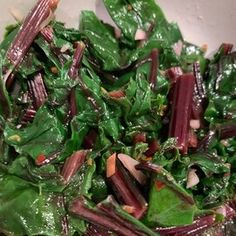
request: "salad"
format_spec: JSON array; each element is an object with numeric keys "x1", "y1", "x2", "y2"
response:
[{"x1": 0, "y1": 0, "x2": 235, "y2": 235}]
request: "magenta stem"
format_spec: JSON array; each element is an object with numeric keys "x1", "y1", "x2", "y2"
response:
[{"x1": 168, "y1": 73, "x2": 195, "y2": 154}]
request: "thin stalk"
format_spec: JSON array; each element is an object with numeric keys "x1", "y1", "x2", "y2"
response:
[
  {"x1": 6, "y1": 0, "x2": 59, "y2": 70},
  {"x1": 168, "y1": 73, "x2": 195, "y2": 154}
]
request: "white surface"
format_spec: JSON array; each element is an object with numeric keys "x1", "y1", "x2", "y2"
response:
[
  {"x1": 0, "y1": 0, "x2": 235, "y2": 53},
  {"x1": 157, "y1": 0, "x2": 236, "y2": 53}
]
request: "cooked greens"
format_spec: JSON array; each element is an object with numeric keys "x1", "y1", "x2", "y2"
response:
[{"x1": 0, "y1": 0, "x2": 235, "y2": 235}]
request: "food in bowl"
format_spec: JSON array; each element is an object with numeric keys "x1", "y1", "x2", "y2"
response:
[{"x1": 0, "y1": 0, "x2": 235, "y2": 235}]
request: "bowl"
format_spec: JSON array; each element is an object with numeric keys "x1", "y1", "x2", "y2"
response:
[
  {"x1": 0, "y1": 0, "x2": 235, "y2": 53},
  {"x1": 0, "y1": 1, "x2": 235, "y2": 236}
]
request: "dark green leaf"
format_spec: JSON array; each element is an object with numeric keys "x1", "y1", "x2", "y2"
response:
[
  {"x1": 4, "y1": 106, "x2": 66, "y2": 161},
  {"x1": 80, "y1": 11, "x2": 120, "y2": 70},
  {"x1": 0, "y1": 174, "x2": 65, "y2": 235}
]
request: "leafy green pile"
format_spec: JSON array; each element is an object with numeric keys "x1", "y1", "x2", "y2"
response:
[{"x1": 0, "y1": 0, "x2": 235, "y2": 235}]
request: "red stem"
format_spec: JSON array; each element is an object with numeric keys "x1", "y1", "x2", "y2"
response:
[
  {"x1": 83, "y1": 129, "x2": 97, "y2": 149},
  {"x1": 149, "y1": 49, "x2": 159, "y2": 90},
  {"x1": 68, "y1": 42, "x2": 86, "y2": 118},
  {"x1": 166, "y1": 67, "x2": 183, "y2": 84},
  {"x1": 197, "y1": 130, "x2": 216, "y2": 152},
  {"x1": 155, "y1": 214, "x2": 216, "y2": 235},
  {"x1": 168, "y1": 73, "x2": 195, "y2": 154},
  {"x1": 220, "y1": 43, "x2": 234, "y2": 55},
  {"x1": 68, "y1": 42, "x2": 86, "y2": 80},
  {"x1": 191, "y1": 62, "x2": 206, "y2": 121},
  {"x1": 84, "y1": 224, "x2": 112, "y2": 236},
  {"x1": 61, "y1": 150, "x2": 87, "y2": 184},
  {"x1": 107, "y1": 155, "x2": 147, "y2": 219},
  {"x1": 219, "y1": 124, "x2": 236, "y2": 140},
  {"x1": 166, "y1": 67, "x2": 183, "y2": 107},
  {"x1": 7, "y1": 0, "x2": 58, "y2": 68},
  {"x1": 97, "y1": 198, "x2": 147, "y2": 236},
  {"x1": 28, "y1": 72, "x2": 48, "y2": 109},
  {"x1": 133, "y1": 133, "x2": 146, "y2": 144},
  {"x1": 70, "y1": 198, "x2": 138, "y2": 236},
  {"x1": 69, "y1": 88, "x2": 77, "y2": 118},
  {"x1": 5, "y1": 73, "x2": 15, "y2": 90},
  {"x1": 21, "y1": 107, "x2": 37, "y2": 124},
  {"x1": 193, "y1": 62, "x2": 206, "y2": 99},
  {"x1": 145, "y1": 139, "x2": 160, "y2": 157},
  {"x1": 40, "y1": 25, "x2": 54, "y2": 43}
]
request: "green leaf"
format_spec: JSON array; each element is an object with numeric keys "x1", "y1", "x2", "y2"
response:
[
  {"x1": 34, "y1": 36, "x2": 61, "y2": 69},
  {"x1": 0, "y1": 79, "x2": 11, "y2": 119},
  {"x1": 207, "y1": 53, "x2": 236, "y2": 96},
  {"x1": 4, "y1": 106, "x2": 66, "y2": 161},
  {"x1": 145, "y1": 166, "x2": 196, "y2": 227},
  {"x1": 80, "y1": 11, "x2": 120, "y2": 71},
  {"x1": 0, "y1": 54, "x2": 12, "y2": 119},
  {"x1": 189, "y1": 154, "x2": 230, "y2": 176},
  {"x1": 0, "y1": 136, "x2": 12, "y2": 164},
  {"x1": 146, "y1": 182, "x2": 196, "y2": 226},
  {"x1": 132, "y1": 22, "x2": 182, "y2": 65},
  {"x1": 128, "y1": 76, "x2": 152, "y2": 117},
  {"x1": 204, "y1": 95, "x2": 236, "y2": 124},
  {"x1": 0, "y1": 26, "x2": 19, "y2": 54},
  {"x1": 58, "y1": 111, "x2": 95, "y2": 162},
  {"x1": 45, "y1": 61, "x2": 76, "y2": 107},
  {"x1": 198, "y1": 174, "x2": 231, "y2": 208},
  {"x1": 205, "y1": 52, "x2": 236, "y2": 124},
  {"x1": 99, "y1": 117, "x2": 122, "y2": 141},
  {"x1": 180, "y1": 42, "x2": 206, "y2": 73},
  {"x1": 16, "y1": 48, "x2": 43, "y2": 78},
  {"x1": 0, "y1": 174, "x2": 65, "y2": 235},
  {"x1": 8, "y1": 156, "x2": 64, "y2": 192},
  {"x1": 218, "y1": 67, "x2": 236, "y2": 97},
  {"x1": 152, "y1": 138, "x2": 179, "y2": 167},
  {"x1": 52, "y1": 21, "x2": 81, "y2": 42},
  {"x1": 103, "y1": 0, "x2": 167, "y2": 47},
  {"x1": 90, "y1": 175, "x2": 109, "y2": 202},
  {"x1": 63, "y1": 161, "x2": 96, "y2": 204}
]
